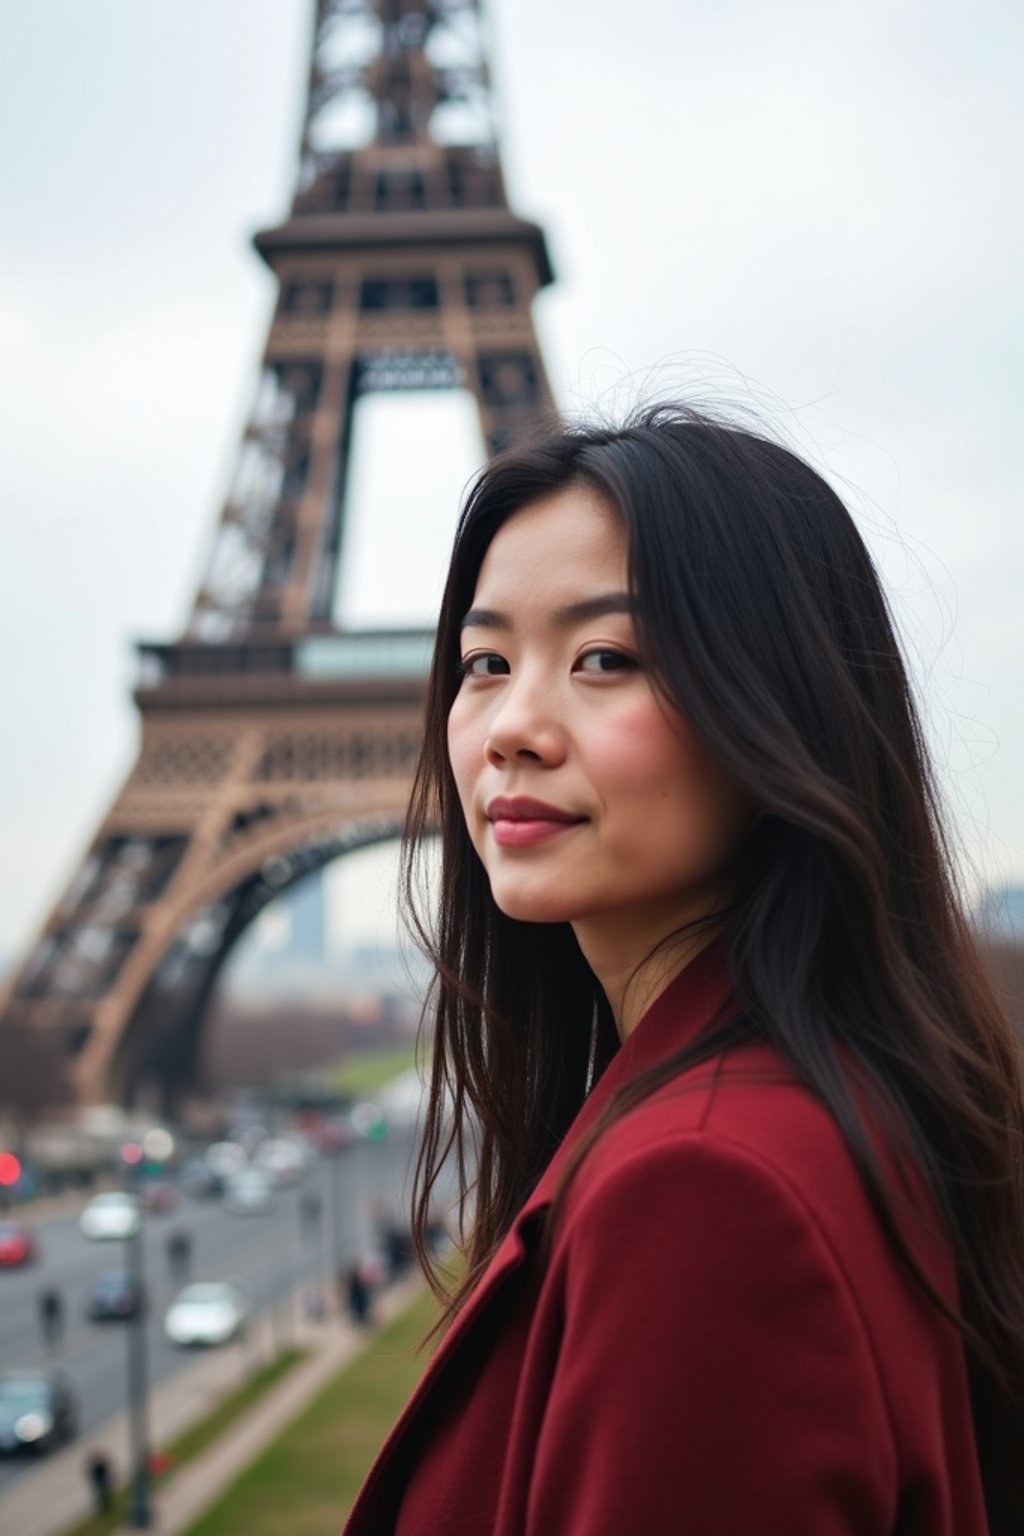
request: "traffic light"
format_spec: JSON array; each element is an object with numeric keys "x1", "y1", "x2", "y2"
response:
[{"x1": 0, "y1": 1152, "x2": 23, "y2": 1187}]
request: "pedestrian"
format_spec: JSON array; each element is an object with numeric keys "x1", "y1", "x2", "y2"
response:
[
  {"x1": 86, "y1": 1449, "x2": 113, "y2": 1514},
  {"x1": 38, "y1": 1286, "x2": 63, "y2": 1349},
  {"x1": 424, "y1": 1217, "x2": 448, "y2": 1257},
  {"x1": 342, "y1": 406, "x2": 1024, "y2": 1534},
  {"x1": 299, "y1": 1189, "x2": 321, "y2": 1240},
  {"x1": 301, "y1": 1286, "x2": 326, "y2": 1322},
  {"x1": 344, "y1": 1264, "x2": 372, "y2": 1328},
  {"x1": 377, "y1": 1216, "x2": 413, "y2": 1281},
  {"x1": 166, "y1": 1228, "x2": 191, "y2": 1281}
]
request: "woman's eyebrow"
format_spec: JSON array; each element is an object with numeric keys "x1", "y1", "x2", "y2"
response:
[{"x1": 460, "y1": 592, "x2": 635, "y2": 632}]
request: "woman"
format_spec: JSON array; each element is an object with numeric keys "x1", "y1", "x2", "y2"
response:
[{"x1": 343, "y1": 406, "x2": 1024, "y2": 1534}]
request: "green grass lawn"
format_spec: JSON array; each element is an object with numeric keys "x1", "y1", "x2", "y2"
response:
[
  {"x1": 331, "y1": 1043, "x2": 426, "y2": 1098},
  {"x1": 184, "y1": 1287, "x2": 441, "y2": 1536},
  {"x1": 59, "y1": 1349, "x2": 306, "y2": 1536}
]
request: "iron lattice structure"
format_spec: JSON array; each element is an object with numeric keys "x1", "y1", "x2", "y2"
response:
[{"x1": 1, "y1": 0, "x2": 556, "y2": 1109}]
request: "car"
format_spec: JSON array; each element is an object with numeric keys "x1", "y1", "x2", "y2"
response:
[
  {"x1": 79, "y1": 1191, "x2": 140, "y2": 1241},
  {"x1": 314, "y1": 1116, "x2": 355, "y2": 1153},
  {"x1": 0, "y1": 1223, "x2": 38, "y2": 1267},
  {"x1": 164, "y1": 1282, "x2": 248, "y2": 1346},
  {"x1": 0, "y1": 1371, "x2": 78, "y2": 1454},
  {"x1": 223, "y1": 1168, "x2": 274, "y2": 1215},
  {"x1": 180, "y1": 1158, "x2": 222, "y2": 1199},
  {"x1": 205, "y1": 1141, "x2": 247, "y2": 1180},
  {"x1": 138, "y1": 1180, "x2": 177, "y2": 1215},
  {"x1": 253, "y1": 1137, "x2": 308, "y2": 1186},
  {"x1": 86, "y1": 1269, "x2": 144, "y2": 1321}
]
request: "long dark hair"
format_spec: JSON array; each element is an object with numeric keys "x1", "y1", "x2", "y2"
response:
[{"x1": 402, "y1": 404, "x2": 1024, "y2": 1523}]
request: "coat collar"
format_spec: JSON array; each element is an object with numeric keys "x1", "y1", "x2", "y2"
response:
[
  {"x1": 518, "y1": 933, "x2": 734, "y2": 1219},
  {"x1": 343, "y1": 937, "x2": 733, "y2": 1532}
]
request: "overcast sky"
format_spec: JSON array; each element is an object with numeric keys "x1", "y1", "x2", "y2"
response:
[{"x1": 1, "y1": 0, "x2": 1022, "y2": 967}]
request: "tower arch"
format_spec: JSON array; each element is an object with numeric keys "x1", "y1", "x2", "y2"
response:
[{"x1": 104, "y1": 810, "x2": 411, "y2": 1110}]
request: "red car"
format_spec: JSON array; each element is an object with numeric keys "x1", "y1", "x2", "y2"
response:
[
  {"x1": 138, "y1": 1181, "x2": 177, "y2": 1215},
  {"x1": 0, "y1": 1223, "x2": 38, "y2": 1267}
]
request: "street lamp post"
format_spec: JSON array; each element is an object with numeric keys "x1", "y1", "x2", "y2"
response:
[
  {"x1": 122, "y1": 1144, "x2": 151, "y2": 1528},
  {"x1": 327, "y1": 1147, "x2": 345, "y2": 1314}
]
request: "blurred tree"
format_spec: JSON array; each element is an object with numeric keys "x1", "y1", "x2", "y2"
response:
[
  {"x1": 976, "y1": 939, "x2": 1024, "y2": 1045},
  {"x1": 0, "y1": 1024, "x2": 72, "y2": 1149}
]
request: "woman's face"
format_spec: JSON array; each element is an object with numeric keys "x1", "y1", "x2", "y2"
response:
[{"x1": 446, "y1": 485, "x2": 753, "y2": 960}]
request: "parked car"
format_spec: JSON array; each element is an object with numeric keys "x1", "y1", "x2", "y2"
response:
[
  {"x1": 314, "y1": 1116, "x2": 355, "y2": 1153},
  {"x1": 205, "y1": 1141, "x2": 247, "y2": 1180},
  {"x1": 164, "y1": 1282, "x2": 248, "y2": 1347},
  {"x1": 223, "y1": 1168, "x2": 274, "y2": 1216},
  {"x1": 0, "y1": 1371, "x2": 78, "y2": 1453},
  {"x1": 180, "y1": 1158, "x2": 222, "y2": 1199},
  {"x1": 79, "y1": 1192, "x2": 140, "y2": 1241},
  {"x1": 138, "y1": 1180, "x2": 177, "y2": 1215},
  {"x1": 0, "y1": 1223, "x2": 38, "y2": 1268},
  {"x1": 86, "y1": 1269, "x2": 144, "y2": 1321},
  {"x1": 253, "y1": 1137, "x2": 308, "y2": 1186}
]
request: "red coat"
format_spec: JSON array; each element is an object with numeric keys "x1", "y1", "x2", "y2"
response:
[{"x1": 343, "y1": 943, "x2": 988, "y2": 1534}]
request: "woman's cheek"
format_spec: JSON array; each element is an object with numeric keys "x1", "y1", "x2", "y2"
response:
[
  {"x1": 595, "y1": 698, "x2": 689, "y2": 786},
  {"x1": 447, "y1": 704, "x2": 482, "y2": 806}
]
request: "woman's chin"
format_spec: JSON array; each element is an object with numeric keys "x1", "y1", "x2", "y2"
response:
[{"x1": 490, "y1": 883, "x2": 582, "y2": 927}]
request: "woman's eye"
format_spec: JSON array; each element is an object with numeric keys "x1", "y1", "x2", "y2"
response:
[
  {"x1": 575, "y1": 649, "x2": 637, "y2": 674},
  {"x1": 459, "y1": 652, "x2": 509, "y2": 678}
]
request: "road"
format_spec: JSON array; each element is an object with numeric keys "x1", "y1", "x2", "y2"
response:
[{"x1": 0, "y1": 1127, "x2": 419, "y2": 1494}]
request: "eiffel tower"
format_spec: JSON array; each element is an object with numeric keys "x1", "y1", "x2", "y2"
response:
[{"x1": 0, "y1": 0, "x2": 556, "y2": 1110}]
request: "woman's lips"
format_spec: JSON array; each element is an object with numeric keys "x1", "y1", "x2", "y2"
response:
[
  {"x1": 491, "y1": 818, "x2": 583, "y2": 848},
  {"x1": 486, "y1": 797, "x2": 586, "y2": 849}
]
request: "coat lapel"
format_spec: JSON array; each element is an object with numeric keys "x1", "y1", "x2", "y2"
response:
[{"x1": 343, "y1": 939, "x2": 733, "y2": 1533}]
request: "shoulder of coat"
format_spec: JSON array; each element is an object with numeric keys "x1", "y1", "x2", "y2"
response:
[{"x1": 577, "y1": 1043, "x2": 861, "y2": 1219}]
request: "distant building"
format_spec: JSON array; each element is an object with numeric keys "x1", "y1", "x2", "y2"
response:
[
  {"x1": 219, "y1": 876, "x2": 429, "y2": 1004},
  {"x1": 288, "y1": 873, "x2": 327, "y2": 964},
  {"x1": 974, "y1": 885, "x2": 1024, "y2": 942},
  {"x1": 228, "y1": 874, "x2": 330, "y2": 993}
]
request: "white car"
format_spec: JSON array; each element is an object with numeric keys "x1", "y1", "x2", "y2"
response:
[
  {"x1": 205, "y1": 1141, "x2": 247, "y2": 1180},
  {"x1": 253, "y1": 1137, "x2": 308, "y2": 1186},
  {"x1": 223, "y1": 1168, "x2": 275, "y2": 1215},
  {"x1": 79, "y1": 1192, "x2": 140, "y2": 1241},
  {"x1": 164, "y1": 1283, "x2": 248, "y2": 1346}
]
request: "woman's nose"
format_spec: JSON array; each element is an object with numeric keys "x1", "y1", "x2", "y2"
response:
[{"x1": 484, "y1": 677, "x2": 567, "y2": 768}]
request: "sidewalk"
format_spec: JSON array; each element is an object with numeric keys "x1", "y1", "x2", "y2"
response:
[
  {"x1": 115, "y1": 1274, "x2": 422, "y2": 1536},
  {"x1": 0, "y1": 1275, "x2": 423, "y2": 1536},
  {"x1": 7, "y1": 1178, "x2": 116, "y2": 1226}
]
